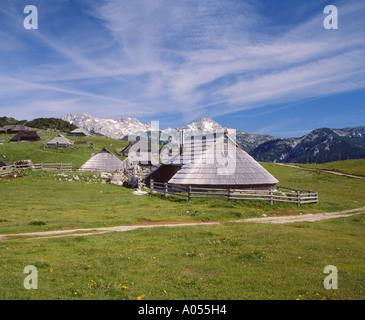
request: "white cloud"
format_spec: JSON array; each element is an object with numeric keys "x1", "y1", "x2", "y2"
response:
[
  {"x1": 216, "y1": 50, "x2": 365, "y2": 109},
  {"x1": 0, "y1": 0, "x2": 364, "y2": 125},
  {"x1": 90, "y1": 0, "x2": 365, "y2": 119}
]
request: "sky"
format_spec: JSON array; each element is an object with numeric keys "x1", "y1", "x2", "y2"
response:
[{"x1": 0, "y1": 0, "x2": 364, "y2": 137}]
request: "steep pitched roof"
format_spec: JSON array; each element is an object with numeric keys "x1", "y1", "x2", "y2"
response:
[
  {"x1": 78, "y1": 147, "x2": 125, "y2": 172},
  {"x1": 10, "y1": 130, "x2": 40, "y2": 142},
  {"x1": 168, "y1": 136, "x2": 278, "y2": 187},
  {"x1": 0, "y1": 125, "x2": 26, "y2": 133},
  {"x1": 120, "y1": 141, "x2": 137, "y2": 155},
  {"x1": 68, "y1": 128, "x2": 92, "y2": 136},
  {"x1": 47, "y1": 134, "x2": 73, "y2": 146}
]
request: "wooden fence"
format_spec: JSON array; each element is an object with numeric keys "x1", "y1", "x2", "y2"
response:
[
  {"x1": 149, "y1": 179, "x2": 318, "y2": 206},
  {"x1": 0, "y1": 162, "x2": 72, "y2": 176}
]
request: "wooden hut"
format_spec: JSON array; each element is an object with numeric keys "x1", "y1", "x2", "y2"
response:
[
  {"x1": 0, "y1": 124, "x2": 26, "y2": 134},
  {"x1": 9, "y1": 130, "x2": 40, "y2": 143},
  {"x1": 67, "y1": 128, "x2": 91, "y2": 137},
  {"x1": 144, "y1": 163, "x2": 183, "y2": 185},
  {"x1": 120, "y1": 141, "x2": 138, "y2": 156},
  {"x1": 126, "y1": 141, "x2": 160, "y2": 167},
  {"x1": 46, "y1": 134, "x2": 73, "y2": 147},
  {"x1": 78, "y1": 147, "x2": 125, "y2": 172},
  {"x1": 143, "y1": 131, "x2": 217, "y2": 185},
  {"x1": 168, "y1": 136, "x2": 278, "y2": 191}
]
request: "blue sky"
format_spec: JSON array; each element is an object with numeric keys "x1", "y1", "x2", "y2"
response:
[{"x1": 0, "y1": 0, "x2": 364, "y2": 137}]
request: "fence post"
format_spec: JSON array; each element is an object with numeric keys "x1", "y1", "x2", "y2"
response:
[
  {"x1": 297, "y1": 190, "x2": 301, "y2": 207},
  {"x1": 269, "y1": 190, "x2": 273, "y2": 205},
  {"x1": 60, "y1": 162, "x2": 63, "y2": 171},
  {"x1": 164, "y1": 182, "x2": 168, "y2": 198},
  {"x1": 150, "y1": 179, "x2": 154, "y2": 193},
  {"x1": 310, "y1": 191, "x2": 318, "y2": 205},
  {"x1": 41, "y1": 162, "x2": 43, "y2": 170},
  {"x1": 227, "y1": 188, "x2": 231, "y2": 202},
  {"x1": 188, "y1": 186, "x2": 192, "y2": 203}
]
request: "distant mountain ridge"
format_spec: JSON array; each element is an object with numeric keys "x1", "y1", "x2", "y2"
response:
[
  {"x1": 62, "y1": 113, "x2": 150, "y2": 139},
  {"x1": 60, "y1": 113, "x2": 365, "y2": 164},
  {"x1": 251, "y1": 127, "x2": 365, "y2": 163},
  {"x1": 61, "y1": 113, "x2": 277, "y2": 151}
]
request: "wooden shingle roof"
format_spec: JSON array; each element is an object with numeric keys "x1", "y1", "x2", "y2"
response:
[
  {"x1": 47, "y1": 134, "x2": 73, "y2": 146},
  {"x1": 0, "y1": 124, "x2": 26, "y2": 132},
  {"x1": 68, "y1": 128, "x2": 91, "y2": 136},
  {"x1": 168, "y1": 136, "x2": 278, "y2": 187},
  {"x1": 78, "y1": 147, "x2": 125, "y2": 172},
  {"x1": 9, "y1": 130, "x2": 40, "y2": 142}
]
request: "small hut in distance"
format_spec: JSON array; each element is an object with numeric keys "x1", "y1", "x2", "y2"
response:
[
  {"x1": 0, "y1": 125, "x2": 26, "y2": 134},
  {"x1": 79, "y1": 147, "x2": 126, "y2": 172},
  {"x1": 9, "y1": 130, "x2": 40, "y2": 143},
  {"x1": 46, "y1": 134, "x2": 73, "y2": 147},
  {"x1": 67, "y1": 128, "x2": 92, "y2": 137},
  {"x1": 119, "y1": 141, "x2": 137, "y2": 156}
]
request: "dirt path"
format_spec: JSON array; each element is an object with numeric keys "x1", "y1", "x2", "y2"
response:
[
  {"x1": 1, "y1": 207, "x2": 364, "y2": 241},
  {"x1": 237, "y1": 207, "x2": 365, "y2": 224},
  {"x1": 275, "y1": 163, "x2": 365, "y2": 179}
]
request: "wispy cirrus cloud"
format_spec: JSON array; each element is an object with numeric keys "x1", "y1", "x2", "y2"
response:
[
  {"x1": 85, "y1": 0, "x2": 365, "y2": 122},
  {"x1": 0, "y1": 0, "x2": 364, "y2": 133}
]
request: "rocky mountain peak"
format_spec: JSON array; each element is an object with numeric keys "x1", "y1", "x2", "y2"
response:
[{"x1": 180, "y1": 117, "x2": 225, "y2": 132}]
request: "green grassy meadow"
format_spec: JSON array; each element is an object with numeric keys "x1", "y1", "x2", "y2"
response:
[
  {"x1": 0, "y1": 135, "x2": 364, "y2": 300},
  {"x1": 0, "y1": 131, "x2": 128, "y2": 168},
  {"x1": 0, "y1": 164, "x2": 364, "y2": 235},
  {"x1": 1, "y1": 214, "x2": 364, "y2": 300},
  {"x1": 292, "y1": 159, "x2": 365, "y2": 177}
]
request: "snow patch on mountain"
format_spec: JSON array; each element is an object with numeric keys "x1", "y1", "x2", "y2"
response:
[
  {"x1": 61, "y1": 113, "x2": 150, "y2": 139},
  {"x1": 178, "y1": 118, "x2": 225, "y2": 132},
  {"x1": 62, "y1": 114, "x2": 232, "y2": 139}
]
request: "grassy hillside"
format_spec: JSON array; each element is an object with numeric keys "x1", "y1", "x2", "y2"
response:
[
  {"x1": 0, "y1": 163, "x2": 364, "y2": 234},
  {"x1": 0, "y1": 161, "x2": 364, "y2": 300},
  {"x1": 0, "y1": 116, "x2": 27, "y2": 127},
  {"x1": 292, "y1": 159, "x2": 365, "y2": 177},
  {"x1": 1, "y1": 213, "x2": 364, "y2": 300},
  {"x1": 0, "y1": 116, "x2": 77, "y2": 132},
  {"x1": 0, "y1": 131, "x2": 128, "y2": 168},
  {"x1": 25, "y1": 118, "x2": 77, "y2": 133}
]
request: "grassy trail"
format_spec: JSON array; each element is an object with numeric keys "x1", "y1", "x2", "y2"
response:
[
  {"x1": 284, "y1": 159, "x2": 365, "y2": 178},
  {"x1": 275, "y1": 163, "x2": 365, "y2": 179},
  {"x1": 1, "y1": 206, "x2": 364, "y2": 241}
]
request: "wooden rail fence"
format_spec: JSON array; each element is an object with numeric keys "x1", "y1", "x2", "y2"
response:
[
  {"x1": 0, "y1": 162, "x2": 72, "y2": 176},
  {"x1": 149, "y1": 179, "x2": 318, "y2": 206},
  {"x1": 0, "y1": 165, "x2": 319, "y2": 206}
]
